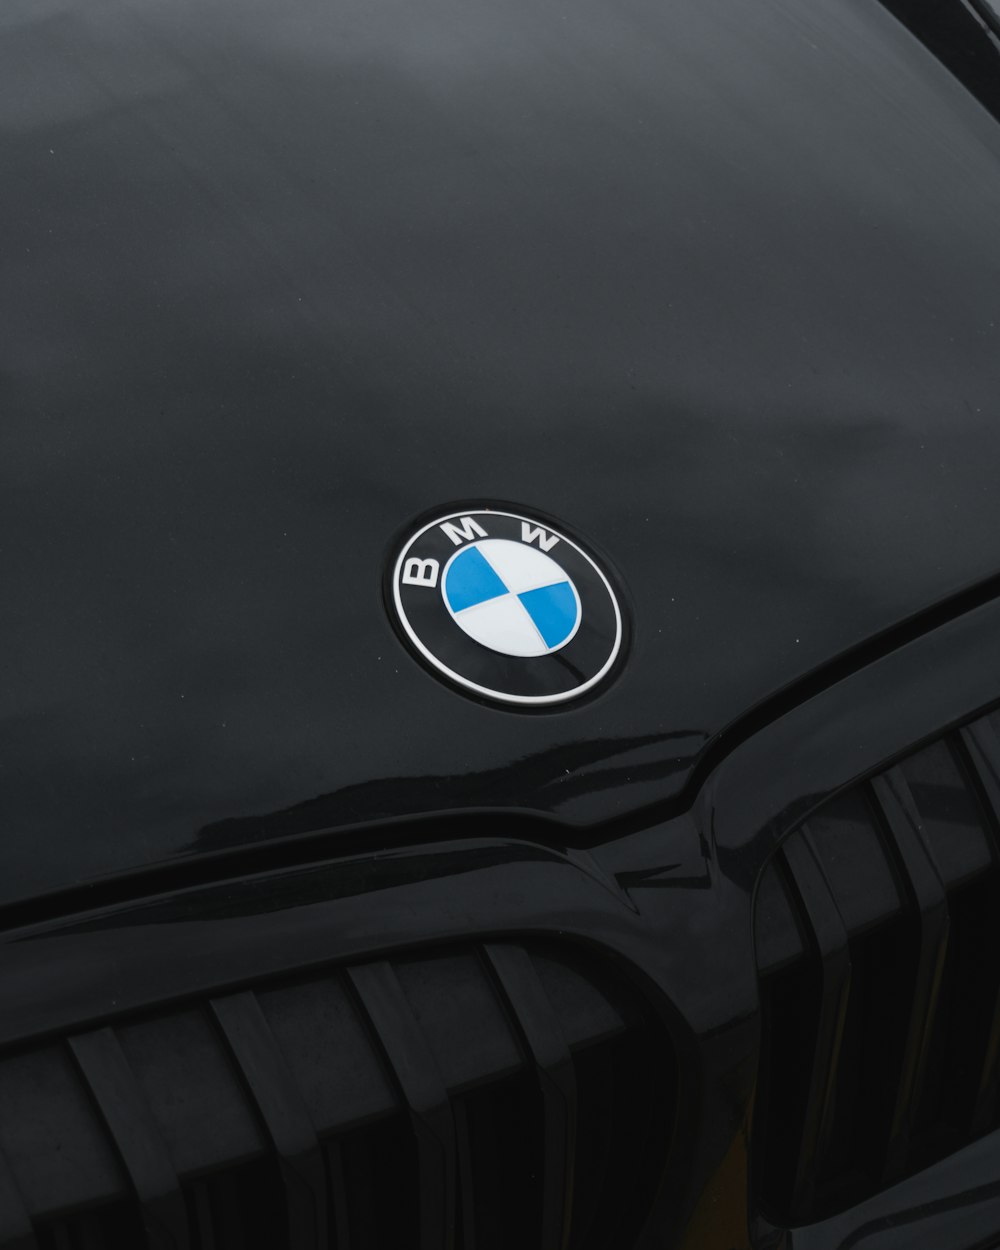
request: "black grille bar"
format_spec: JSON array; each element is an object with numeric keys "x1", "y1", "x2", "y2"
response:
[
  {"x1": 211, "y1": 993, "x2": 328, "y2": 1250},
  {"x1": 348, "y1": 961, "x2": 458, "y2": 1250},
  {"x1": 870, "y1": 770, "x2": 950, "y2": 1181},
  {"x1": 69, "y1": 1029, "x2": 190, "y2": 1250},
  {"x1": 486, "y1": 943, "x2": 577, "y2": 1250},
  {"x1": 779, "y1": 832, "x2": 852, "y2": 1216}
]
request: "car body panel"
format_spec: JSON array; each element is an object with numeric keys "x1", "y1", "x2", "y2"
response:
[{"x1": 3, "y1": 0, "x2": 1000, "y2": 906}]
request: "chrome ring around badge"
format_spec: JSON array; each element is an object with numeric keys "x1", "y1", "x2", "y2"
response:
[{"x1": 389, "y1": 507, "x2": 625, "y2": 706}]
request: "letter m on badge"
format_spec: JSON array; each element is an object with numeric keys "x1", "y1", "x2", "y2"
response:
[{"x1": 440, "y1": 516, "x2": 487, "y2": 546}]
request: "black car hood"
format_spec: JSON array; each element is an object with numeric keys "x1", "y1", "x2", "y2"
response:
[{"x1": 3, "y1": 0, "x2": 1000, "y2": 908}]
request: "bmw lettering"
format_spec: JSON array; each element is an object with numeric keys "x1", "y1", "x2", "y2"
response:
[{"x1": 389, "y1": 507, "x2": 625, "y2": 705}]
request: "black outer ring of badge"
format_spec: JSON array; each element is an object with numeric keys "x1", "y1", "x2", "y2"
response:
[{"x1": 388, "y1": 506, "x2": 626, "y2": 707}]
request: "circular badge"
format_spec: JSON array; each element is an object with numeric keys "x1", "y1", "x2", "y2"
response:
[{"x1": 389, "y1": 507, "x2": 625, "y2": 706}]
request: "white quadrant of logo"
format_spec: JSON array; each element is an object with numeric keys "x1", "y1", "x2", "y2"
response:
[{"x1": 442, "y1": 539, "x2": 582, "y2": 657}]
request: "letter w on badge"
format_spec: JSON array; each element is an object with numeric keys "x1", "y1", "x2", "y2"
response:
[{"x1": 521, "y1": 522, "x2": 559, "y2": 552}]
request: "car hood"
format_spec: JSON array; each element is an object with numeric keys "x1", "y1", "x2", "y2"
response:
[{"x1": 3, "y1": 0, "x2": 1000, "y2": 908}]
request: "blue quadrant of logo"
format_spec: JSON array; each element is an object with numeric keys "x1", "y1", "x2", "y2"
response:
[
  {"x1": 445, "y1": 546, "x2": 509, "y2": 613},
  {"x1": 518, "y1": 582, "x2": 578, "y2": 649}
]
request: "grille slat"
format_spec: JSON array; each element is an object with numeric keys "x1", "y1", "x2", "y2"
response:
[
  {"x1": 348, "y1": 961, "x2": 458, "y2": 1250},
  {"x1": 69, "y1": 1029, "x2": 191, "y2": 1250},
  {"x1": 780, "y1": 832, "x2": 852, "y2": 1216},
  {"x1": 870, "y1": 771, "x2": 951, "y2": 1181},
  {"x1": 210, "y1": 993, "x2": 327, "y2": 1250},
  {"x1": 961, "y1": 719, "x2": 1000, "y2": 819},
  {"x1": 485, "y1": 943, "x2": 577, "y2": 1250}
]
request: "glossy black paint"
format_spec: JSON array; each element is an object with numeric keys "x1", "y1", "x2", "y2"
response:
[
  {"x1": 6, "y1": 0, "x2": 1000, "y2": 1244},
  {"x1": 3, "y1": 0, "x2": 1000, "y2": 907}
]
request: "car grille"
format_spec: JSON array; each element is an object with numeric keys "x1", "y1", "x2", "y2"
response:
[
  {"x1": 0, "y1": 941, "x2": 675, "y2": 1250},
  {"x1": 754, "y1": 709, "x2": 1000, "y2": 1225}
]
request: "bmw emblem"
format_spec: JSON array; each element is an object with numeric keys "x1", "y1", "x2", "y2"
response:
[{"x1": 389, "y1": 506, "x2": 625, "y2": 706}]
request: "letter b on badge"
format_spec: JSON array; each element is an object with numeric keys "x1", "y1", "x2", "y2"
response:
[{"x1": 402, "y1": 557, "x2": 440, "y2": 588}]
